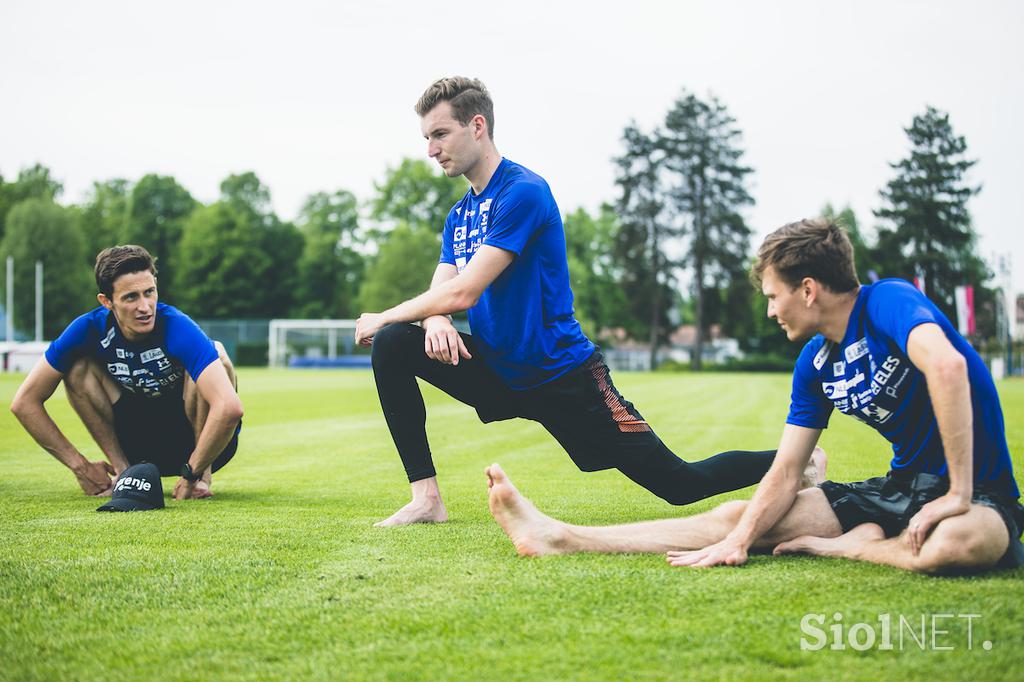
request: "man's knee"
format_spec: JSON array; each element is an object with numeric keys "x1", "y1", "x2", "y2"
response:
[
  {"x1": 64, "y1": 357, "x2": 100, "y2": 394},
  {"x1": 712, "y1": 500, "x2": 748, "y2": 523},
  {"x1": 371, "y1": 323, "x2": 420, "y2": 366},
  {"x1": 911, "y1": 508, "x2": 1008, "y2": 575}
]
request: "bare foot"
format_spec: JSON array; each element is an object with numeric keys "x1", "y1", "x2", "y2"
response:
[
  {"x1": 773, "y1": 523, "x2": 884, "y2": 558},
  {"x1": 800, "y1": 446, "x2": 828, "y2": 488},
  {"x1": 374, "y1": 498, "x2": 448, "y2": 527},
  {"x1": 486, "y1": 463, "x2": 570, "y2": 556}
]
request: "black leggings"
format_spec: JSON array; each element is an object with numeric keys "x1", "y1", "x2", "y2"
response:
[{"x1": 371, "y1": 323, "x2": 775, "y2": 505}]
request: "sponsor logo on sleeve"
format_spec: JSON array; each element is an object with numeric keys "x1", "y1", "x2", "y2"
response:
[
  {"x1": 813, "y1": 342, "x2": 833, "y2": 370},
  {"x1": 845, "y1": 338, "x2": 869, "y2": 363},
  {"x1": 140, "y1": 348, "x2": 165, "y2": 363}
]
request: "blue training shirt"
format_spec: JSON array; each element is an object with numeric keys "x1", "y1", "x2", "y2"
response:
[
  {"x1": 439, "y1": 158, "x2": 595, "y2": 389},
  {"x1": 787, "y1": 279, "x2": 1018, "y2": 498},
  {"x1": 45, "y1": 303, "x2": 219, "y2": 399}
]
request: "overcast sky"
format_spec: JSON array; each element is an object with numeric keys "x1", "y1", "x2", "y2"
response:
[{"x1": 2, "y1": 0, "x2": 1022, "y2": 291}]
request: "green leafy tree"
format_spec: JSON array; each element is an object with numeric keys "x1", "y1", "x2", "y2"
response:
[
  {"x1": 872, "y1": 106, "x2": 989, "y2": 323},
  {"x1": 123, "y1": 175, "x2": 197, "y2": 303},
  {"x1": 223, "y1": 172, "x2": 304, "y2": 316},
  {"x1": 563, "y1": 205, "x2": 628, "y2": 341},
  {"x1": 371, "y1": 158, "x2": 467, "y2": 235},
  {"x1": 75, "y1": 179, "x2": 131, "y2": 263},
  {"x1": 358, "y1": 225, "x2": 439, "y2": 312},
  {"x1": 0, "y1": 164, "x2": 63, "y2": 242},
  {"x1": 1, "y1": 199, "x2": 92, "y2": 338},
  {"x1": 293, "y1": 190, "x2": 365, "y2": 318},
  {"x1": 660, "y1": 91, "x2": 754, "y2": 370},
  {"x1": 176, "y1": 203, "x2": 273, "y2": 317},
  {"x1": 612, "y1": 123, "x2": 676, "y2": 365}
]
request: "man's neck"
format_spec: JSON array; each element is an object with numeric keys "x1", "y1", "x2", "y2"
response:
[
  {"x1": 818, "y1": 289, "x2": 861, "y2": 343},
  {"x1": 465, "y1": 147, "x2": 502, "y2": 195}
]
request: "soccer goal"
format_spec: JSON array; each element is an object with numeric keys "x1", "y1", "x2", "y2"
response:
[{"x1": 268, "y1": 319, "x2": 368, "y2": 368}]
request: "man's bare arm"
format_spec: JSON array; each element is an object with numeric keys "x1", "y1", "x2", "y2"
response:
[
  {"x1": 10, "y1": 358, "x2": 115, "y2": 495},
  {"x1": 173, "y1": 360, "x2": 243, "y2": 500},
  {"x1": 904, "y1": 322, "x2": 973, "y2": 553},
  {"x1": 355, "y1": 245, "x2": 514, "y2": 346}
]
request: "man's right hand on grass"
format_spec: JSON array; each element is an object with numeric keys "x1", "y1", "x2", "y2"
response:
[{"x1": 72, "y1": 459, "x2": 115, "y2": 496}]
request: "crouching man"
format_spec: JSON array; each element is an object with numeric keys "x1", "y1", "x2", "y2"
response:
[
  {"x1": 10, "y1": 245, "x2": 243, "y2": 500},
  {"x1": 486, "y1": 218, "x2": 1023, "y2": 575}
]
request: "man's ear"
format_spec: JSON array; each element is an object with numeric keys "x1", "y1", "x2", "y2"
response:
[
  {"x1": 801, "y1": 277, "x2": 818, "y2": 307},
  {"x1": 97, "y1": 293, "x2": 112, "y2": 310},
  {"x1": 472, "y1": 114, "x2": 487, "y2": 140}
]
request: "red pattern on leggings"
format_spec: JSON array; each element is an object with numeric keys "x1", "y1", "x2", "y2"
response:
[{"x1": 589, "y1": 359, "x2": 652, "y2": 433}]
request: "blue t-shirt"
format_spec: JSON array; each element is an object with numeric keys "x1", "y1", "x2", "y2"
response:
[
  {"x1": 787, "y1": 279, "x2": 1018, "y2": 498},
  {"x1": 45, "y1": 303, "x2": 219, "y2": 399},
  {"x1": 439, "y1": 158, "x2": 595, "y2": 389}
]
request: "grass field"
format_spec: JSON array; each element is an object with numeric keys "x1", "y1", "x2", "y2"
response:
[{"x1": 1, "y1": 369, "x2": 1022, "y2": 681}]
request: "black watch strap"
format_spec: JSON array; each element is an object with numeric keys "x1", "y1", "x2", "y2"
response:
[{"x1": 181, "y1": 462, "x2": 202, "y2": 482}]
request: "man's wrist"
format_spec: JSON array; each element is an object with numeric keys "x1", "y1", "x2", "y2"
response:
[
  {"x1": 181, "y1": 460, "x2": 203, "y2": 482},
  {"x1": 68, "y1": 454, "x2": 91, "y2": 475}
]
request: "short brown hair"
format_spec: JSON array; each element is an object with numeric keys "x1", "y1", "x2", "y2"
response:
[
  {"x1": 415, "y1": 76, "x2": 495, "y2": 139},
  {"x1": 95, "y1": 245, "x2": 157, "y2": 298},
  {"x1": 752, "y1": 218, "x2": 859, "y2": 293}
]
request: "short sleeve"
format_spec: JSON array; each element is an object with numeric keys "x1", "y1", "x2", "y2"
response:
[
  {"x1": 44, "y1": 314, "x2": 95, "y2": 373},
  {"x1": 164, "y1": 310, "x2": 219, "y2": 382},
  {"x1": 482, "y1": 182, "x2": 550, "y2": 255},
  {"x1": 439, "y1": 208, "x2": 456, "y2": 265},
  {"x1": 866, "y1": 280, "x2": 940, "y2": 354},
  {"x1": 785, "y1": 340, "x2": 834, "y2": 429}
]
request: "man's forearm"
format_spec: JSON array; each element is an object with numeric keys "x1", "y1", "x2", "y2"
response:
[
  {"x1": 926, "y1": 356, "x2": 974, "y2": 500},
  {"x1": 384, "y1": 278, "x2": 472, "y2": 327},
  {"x1": 11, "y1": 402, "x2": 89, "y2": 471},
  {"x1": 729, "y1": 466, "x2": 803, "y2": 547},
  {"x1": 186, "y1": 404, "x2": 242, "y2": 474}
]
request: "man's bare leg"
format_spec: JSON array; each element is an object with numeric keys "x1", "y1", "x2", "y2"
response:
[
  {"x1": 375, "y1": 476, "x2": 449, "y2": 527},
  {"x1": 774, "y1": 504, "x2": 1010, "y2": 574},
  {"x1": 486, "y1": 463, "x2": 842, "y2": 556},
  {"x1": 64, "y1": 357, "x2": 131, "y2": 475},
  {"x1": 181, "y1": 342, "x2": 237, "y2": 499},
  {"x1": 802, "y1": 447, "x2": 828, "y2": 487}
]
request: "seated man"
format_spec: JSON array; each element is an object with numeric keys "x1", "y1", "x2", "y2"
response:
[
  {"x1": 485, "y1": 218, "x2": 1023, "y2": 575},
  {"x1": 10, "y1": 245, "x2": 244, "y2": 500}
]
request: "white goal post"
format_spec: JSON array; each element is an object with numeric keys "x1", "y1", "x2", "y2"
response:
[{"x1": 268, "y1": 319, "x2": 361, "y2": 368}]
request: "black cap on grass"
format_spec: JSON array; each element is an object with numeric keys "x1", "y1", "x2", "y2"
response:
[{"x1": 97, "y1": 462, "x2": 165, "y2": 512}]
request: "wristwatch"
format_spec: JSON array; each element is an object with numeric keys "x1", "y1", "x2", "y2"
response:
[{"x1": 181, "y1": 461, "x2": 203, "y2": 483}]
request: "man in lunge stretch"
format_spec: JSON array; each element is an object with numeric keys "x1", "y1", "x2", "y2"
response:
[
  {"x1": 355, "y1": 76, "x2": 811, "y2": 527},
  {"x1": 486, "y1": 218, "x2": 1023, "y2": 575}
]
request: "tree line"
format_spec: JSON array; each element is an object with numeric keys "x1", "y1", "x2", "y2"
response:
[{"x1": 0, "y1": 92, "x2": 994, "y2": 368}]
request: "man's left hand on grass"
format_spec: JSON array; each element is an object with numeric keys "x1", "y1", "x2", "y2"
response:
[
  {"x1": 666, "y1": 537, "x2": 749, "y2": 568},
  {"x1": 173, "y1": 477, "x2": 213, "y2": 500}
]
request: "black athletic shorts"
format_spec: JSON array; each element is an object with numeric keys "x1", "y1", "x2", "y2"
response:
[
  {"x1": 112, "y1": 390, "x2": 240, "y2": 477},
  {"x1": 472, "y1": 351, "x2": 659, "y2": 473},
  {"x1": 820, "y1": 470, "x2": 1024, "y2": 569}
]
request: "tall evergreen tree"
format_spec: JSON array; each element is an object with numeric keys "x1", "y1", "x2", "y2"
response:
[
  {"x1": 659, "y1": 91, "x2": 754, "y2": 369},
  {"x1": 612, "y1": 123, "x2": 675, "y2": 367},
  {"x1": 872, "y1": 106, "x2": 988, "y2": 322}
]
